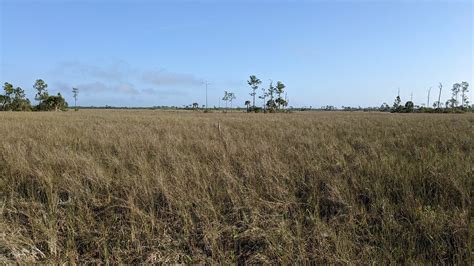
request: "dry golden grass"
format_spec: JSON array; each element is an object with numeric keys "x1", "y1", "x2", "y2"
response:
[{"x1": 1, "y1": 110, "x2": 473, "y2": 263}]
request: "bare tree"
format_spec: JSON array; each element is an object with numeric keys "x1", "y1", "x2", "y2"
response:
[
  {"x1": 437, "y1": 82, "x2": 442, "y2": 109},
  {"x1": 427, "y1": 87, "x2": 431, "y2": 108}
]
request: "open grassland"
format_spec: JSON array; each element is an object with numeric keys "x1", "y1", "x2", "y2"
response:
[{"x1": 1, "y1": 110, "x2": 473, "y2": 263}]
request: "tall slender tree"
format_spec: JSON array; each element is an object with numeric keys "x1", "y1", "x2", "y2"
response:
[
  {"x1": 1, "y1": 82, "x2": 15, "y2": 111},
  {"x1": 72, "y1": 87, "x2": 79, "y2": 110},
  {"x1": 451, "y1": 83, "x2": 461, "y2": 108},
  {"x1": 275, "y1": 81, "x2": 286, "y2": 110},
  {"x1": 392, "y1": 95, "x2": 402, "y2": 112},
  {"x1": 247, "y1": 75, "x2": 261, "y2": 108},
  {"x1": 427, "y1": 87, "x2": 431, "y2": 108},
  {"x1": 266, "y1": 80, "x2": 276, "y2": 111},
  {"x1": 461, "y1": 81, "x2": 469, "y2": 108},
  {"x1": 228, "y1": 92, "x2": 236, "y2": 109},
  {"x1": 222, "y1": 91, "x2": 230, "y2": 109},
  {"x1": 33, "y1": 79, "x2": 48, "y2": 103},
  {"x1": 437, "y1": 82, "x2": 443, "y2": 109},
  {"x1": 2, "y1": 82, "x2": 14, "y2": 108},
  {"x1": 259, "y1": 85, "x2": 268, "y2": 112}
]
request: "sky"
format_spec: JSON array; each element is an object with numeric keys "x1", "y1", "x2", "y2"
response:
[{"x1": 0, "y1": 0, "x2": 472, "y2": 108}]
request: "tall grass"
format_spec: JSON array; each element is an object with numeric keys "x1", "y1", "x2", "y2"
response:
[{"x1": 1, "y1": 110, "x2": 472, "y2": 263}]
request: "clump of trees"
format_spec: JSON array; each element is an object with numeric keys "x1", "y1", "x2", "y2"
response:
[
  {"x1": 0, "y1": 79, "x2": 68, "y2": 111},
  {"x1": 390, "y1": 81, "x2": 470, "y2": 113},
  {"x1": 246, "y1": 75, "x2": 288, "y2": 113},
  {"x1": 222, "y1": 91, "x2": 236, "y2": 109},
  {"x1": 0, "y1": 82, "x2": 32, "y2": 111}
]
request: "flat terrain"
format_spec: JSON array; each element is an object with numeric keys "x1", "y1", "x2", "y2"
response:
[{"x1": 1, "y1": 110, "x2": 472, "y2": 263}]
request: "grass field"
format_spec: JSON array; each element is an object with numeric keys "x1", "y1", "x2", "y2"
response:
[{"x1": 1, "y1": 110, "x2": 472, "y2": 263}]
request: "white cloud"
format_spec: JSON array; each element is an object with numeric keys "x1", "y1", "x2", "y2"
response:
[{"x1": 54, "y1": 60, "x2": 135, "y2": 81}]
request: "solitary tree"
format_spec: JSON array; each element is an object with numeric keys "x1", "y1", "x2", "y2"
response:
[
  {"x1": 31, "y1": 79, "x2": 68, "y2": 111},
  {"x1": 461, "y1": 81, "x2": 470, "y2": 108},
  {"x1": 392, "y1": 95, "x2": 402, "y2": 112},
  {"x1": 266, "y1": 80, "x2": 276, "y2": 111},
  {"x1": 404, "y1": 101, "x2": 414, "y2": 113},
  {"x1": 72, "y1": 87, "x2": 79, "y2": 110},
  {"x1": 228, "y1": 92, "x2": 236, "y2": 109},
  {"x1": 33, "y1": 79, "x2": 48, "y2": 103},
  {"x1": 275, "y1": 81, "x2": 286, "y2": 110},
  {"x1": 222, "y1": 91, "x2": 236, "y2": 109},
  {"x1": 427, "y1": 87, "x2": 431, "y2": 108},
  {"x1": 437, "y1": 82, "x2": 443, "y2": 109},
  {"x1": 192, "y1": 102, "x2": 199, "y2": 109},
  {"x1": 42, "y1": 93, "x2": 68, "y2": 111},
  {"x1": 259, "y1": 85, "x2": 268, "y2": 112},
  {"x1": 451, "y1": 83, "x2": 461, "y2": 108},
  {"x1": 245, "y1": 100, "x2": 251, "y2": 112},
  {"x1": 2, "y1": 82, "x2": 14, "y2": 108},
  {"x1": 222, "y1": 91, "x2": 230, "y2": 109},
  {"x1": 247, "y1": 75, "x2": 261, "y2": 108}
]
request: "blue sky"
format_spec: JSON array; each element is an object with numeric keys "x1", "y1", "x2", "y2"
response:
[{"x1": 1, "y1": 0, "x2": 472, "y2": 107}]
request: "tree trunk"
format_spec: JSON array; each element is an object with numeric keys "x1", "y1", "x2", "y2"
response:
[
  {"x1": 252, "y1": 90, "x2": 256, "y2": 108},
  {"x1": 437, "y1": 87, "x2": 442, "y2": 108}
]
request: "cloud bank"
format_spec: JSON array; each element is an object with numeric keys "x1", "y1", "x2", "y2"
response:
[
  {"x1": 51, "y1": 60, "x2": 204, "y2": 96},
  {"x1": 141, "y1": 70, "x2": 202, "y2": 86}
]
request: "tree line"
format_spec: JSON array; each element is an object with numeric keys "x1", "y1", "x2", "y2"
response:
[
  {"x1": 2, "y1": 78, "x2": 470, "y2": 113},
  {"x1": 388, "y1": 81, "x2": 470, "y2": 113},
  {"x1": 0, "y1": 79, "x2": 70, "y2": 111},
  {"x1": 213, "y1": 75, "x2": 289, "y2": 113}
]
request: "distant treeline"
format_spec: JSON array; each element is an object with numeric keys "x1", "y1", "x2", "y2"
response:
[
  {"x1": 68, "y1": 105, "x2": 473, "y2": 113},
  {"x1": 1, "y1": 79, "x2": 471, "y2": 113},
  {"x1": 387, "y1": 81, "x2": 471, "y2": 113}
]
